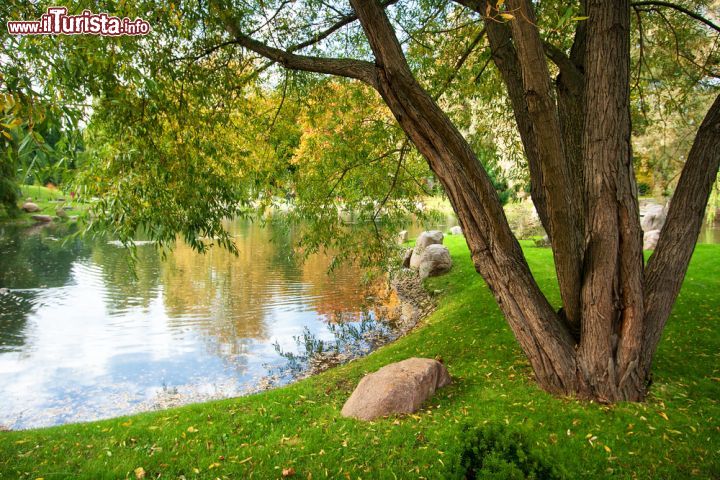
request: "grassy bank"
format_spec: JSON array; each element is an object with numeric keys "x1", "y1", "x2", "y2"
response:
[
  {"x1": 0, "y1": 186, "x2": 89, "y2": 226},
  {"x1": 1, "y1": 237, "x2": 718, "y2": 479}
]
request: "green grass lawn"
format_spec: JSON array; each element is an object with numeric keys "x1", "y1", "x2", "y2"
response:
[
  {"x1": 0, "y1": 185, "x2": 89, "y2": 226},
  {"x1": 1, "y1": 237, "x2": 718, "y2": 479}
]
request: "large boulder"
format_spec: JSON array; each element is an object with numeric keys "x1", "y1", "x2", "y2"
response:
[
  {"x1": 341, "y1": 358, "x2": 451, "y2": 421},
  {"x1": 22, "y1": 202, "x2": 40, "y2": 213},
  {"x1": 641, "y1": 203, "x2": 666, "y2": 232},
  {"x1": 449, "y1": 226, "x2": 463, "y2": 236},
  {"x1": 418, "y1": 244, "x2": 452, "y2": 280},
  {"x1": 643, "y1": 229, "x2": 660, "y2": 250},
  {"x1": 397, "y1": 230, "x2": 409, "y2": 244},
  {"x1": 415, "y1": 230, "x2": 443, "y2": 249},
  {"x1": 409, "y1": 231, "x2": 444, "y2": 269}
]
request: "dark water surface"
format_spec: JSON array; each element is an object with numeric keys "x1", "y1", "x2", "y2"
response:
[{"x1": 0, "y1": 220, "x2": 382, "y2": 429}]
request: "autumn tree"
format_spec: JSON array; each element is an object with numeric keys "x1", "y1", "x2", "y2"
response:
[{"x1": 3, "y1": 0, "x2": 718, "y2": 402}]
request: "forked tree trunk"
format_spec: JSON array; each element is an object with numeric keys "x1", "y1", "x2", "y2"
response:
[{"x1": 227, "y1": 0, "x2": 720, "y2": 402}]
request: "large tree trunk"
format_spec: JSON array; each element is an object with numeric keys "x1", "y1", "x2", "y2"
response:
[
  {"x1": 227, "y1": 0, "x2": 720, "y2": 403},
  {"x1": 348, "y1": 0, "x2": 580, "y2": 393},
  {"x1": 578, "y1": 0, "x2": 647, "y2": 402}
]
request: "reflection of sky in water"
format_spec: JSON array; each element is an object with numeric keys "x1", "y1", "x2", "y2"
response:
[{"x1": 0, "y1": 221, "x2": 377, "y2": 430}]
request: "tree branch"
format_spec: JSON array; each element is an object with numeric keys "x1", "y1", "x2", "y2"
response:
[
  {"x1": 631, "y1": 1, "x2": 720, "y2": 34},
  {"x1": 642, "y1": 93, "x2": 720, "y2": 368},
  {"x1": 225, "y1": 27, "x2": 378, "y2": 87}
]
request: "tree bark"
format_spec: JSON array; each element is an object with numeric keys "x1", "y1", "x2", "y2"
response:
[
  {"x1": 505, "y1": 0, "x2": 584, "y2": 332},
  {"x1": 579, "y1": 0, "x2": 646, "y2": 402}
]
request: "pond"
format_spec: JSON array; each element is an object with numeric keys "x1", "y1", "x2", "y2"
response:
[
  {"x1": 0, "y1": 219, "x2": 407, "y2": 430},
  {"x1": 1, "y1": 212, "x2": 716, "y2": 430}
]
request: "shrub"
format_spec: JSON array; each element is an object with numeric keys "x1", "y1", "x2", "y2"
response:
[{"x1": 458, "y1": 425, "x2": 563, "y2": 480}]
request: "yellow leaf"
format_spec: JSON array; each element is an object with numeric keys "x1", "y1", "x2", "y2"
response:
[
  {"x1": 121, "y1": 420, "x2": 132, "y2": 427},
  {"x1": 2, "y1": 131, "x2": 11, "y2": 140},
  {"x1": 187, "y1": 426, "x2": 199, "y2": 432},
  {"x1": 134, "y1": 467, "x2": 146, "y2": 479},
  {"x1": 603, "y1": 445, "x2": 612, "y2": 453},
  {"x1": 496, "y1": 0, "x2": 505, "y2": 7},
  {"x1": 500, "y1": 13, "x2": 514, "y2": 20},
  {"x1": 659, "y1": 412, "x2": 669, "y2": 421}
]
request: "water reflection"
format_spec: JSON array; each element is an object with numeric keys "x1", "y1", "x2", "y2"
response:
[{"x1": 0, "y1": 220, "x2": 377, "y2": 429}]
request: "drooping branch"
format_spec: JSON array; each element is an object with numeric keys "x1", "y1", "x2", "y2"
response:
[
  {"x1": 432, "y1": 27, "x2": 487, "y2": 100},
  {"x1": 631, "y1": 1, "x2": 720, "y2": 34}
]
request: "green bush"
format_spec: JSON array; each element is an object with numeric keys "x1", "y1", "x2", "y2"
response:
[
  {"x1": 637, "y1": 182, "x2": 651, "y2": 196},
  {"x1": 459, "y1": 425, "x2": 563, "y2": 480}
]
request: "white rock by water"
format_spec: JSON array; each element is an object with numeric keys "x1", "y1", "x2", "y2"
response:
[
  {"x1": 341, "y1": 358, "x2": 451, "y2": 421},
  {"x1": 418, "y1": 244, "x2": 452, "y2": 280},
  {"x1": 409, "y1": 231, "x2": 444, "y2": 269},
  {"x1": 449, "y1": 226, "x2": 462, "y2": 236},
  {"x1": 415, "y1": 230, "x2": 443, "y2": 249}
]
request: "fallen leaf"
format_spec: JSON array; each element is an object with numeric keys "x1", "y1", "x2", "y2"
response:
[
  {"x1": 187, "y1": 426, "x2": 199, "y2": 433},
  {"x1": 134, "y1": 467, "x2": 146, "y2": 479},
  {"x1": 282, "y1": 467, "x2": 296, "y2": 477}
]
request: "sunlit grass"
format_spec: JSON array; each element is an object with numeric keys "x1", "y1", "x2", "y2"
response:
[{"x1": 0, "y1": 237, "x2": 717, "y2": 479}]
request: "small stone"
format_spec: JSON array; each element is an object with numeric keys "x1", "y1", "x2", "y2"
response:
[
  {"x1": 449, "y1": 226, "x2": 462, "y2": 236},
  {"x1": 31, "y1": 214, "x2": 53, "y2": 223},
  {"x1": 22, "y1": 202, "x2": 40, "y2": 213}
]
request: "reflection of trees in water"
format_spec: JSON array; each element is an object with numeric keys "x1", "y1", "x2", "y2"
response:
[
  {"x1": 0, "y1": 224, "x2": 88, "y2": 288},
  {"x1": 0, "y1": 219, "x2": 375, "y2": 359},
  {"x1": 161, "y1": 222, "x2": 302, "y2": 344},
  {"x1": 90, "y1": 242, "x2": 162, "y2": 315},
  {"x1": 160, "y1": 220, "x2": 372, "y2": 356},
  {"x1": 299, "y1": 252, "x2": 373, "y2": 319},
  {"x1": 0, "y1": 224, "x2": 89, "y2": 351}
]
